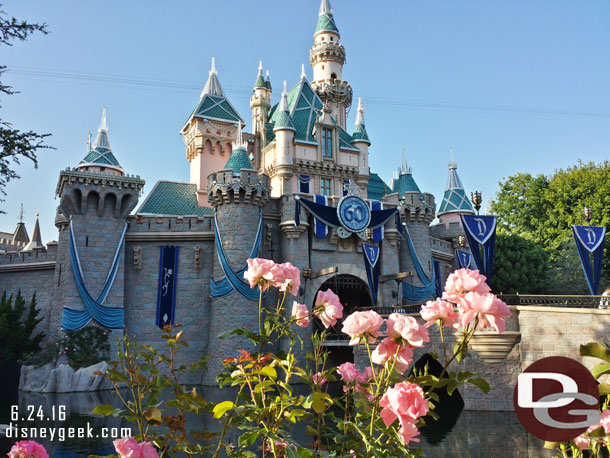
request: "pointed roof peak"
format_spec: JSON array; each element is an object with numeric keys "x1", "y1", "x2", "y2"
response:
[
  {"x1": 449, "y1": 147, "x2": 457, "y2": 170},
  {"x1": 234, "y1": 121, "x2": 247, "y2": 150},
  {"x1": 355, "y1": 97, "x2": 365, "y2": 125},
  {"x1": 438, "y1": 148, "x2": 474, "y2": 216},
  {"x1": 400, "y1": 148, "x2": 412, "y2": 175},
  {"x1": 300, "y1": 63, "x2": 307, "y2": 80},
  {"x1": 258, "y1": 60, "x2": 263, "y2": 74},
  {"x1": 201, "y1": 56, "x2": 225, "y2": 98},
  {"x1": 273, "y1": 81, "x2": 295, "y2": 132},
  {"x1": 254, "y1": 60, "x2": 266, "y2": 89},
  {"x1": 23, "y1": 213, "x2": 44, "y2": 251},
  {"x1": 77, "y1": 109, "x2": 124, "y2": 174},
  {"x1": 319, "y1": 0, "x2": 333, "y2": 16},
  {"x1": 99, "y1": 107, "x2": 108, "y2": 132},
  {"x1": 352, "y1": 97, "x2": 370, "y2": 145}
]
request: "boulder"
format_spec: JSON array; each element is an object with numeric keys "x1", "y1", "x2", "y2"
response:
[
  {"x1": 19, "y1": 361, "x2": 114, "y2": 393},
  {"x1": 55, "y1": 364, "x2": 75, "y2": 393}
]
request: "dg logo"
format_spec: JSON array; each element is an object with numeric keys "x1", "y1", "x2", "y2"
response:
[{"x1": 514, "y1": 356, "x2": 600, "y2": 441}]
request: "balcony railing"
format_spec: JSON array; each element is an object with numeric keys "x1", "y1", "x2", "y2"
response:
[{"x1": 497, "y1": 294, "x2": 607, "y2": 308}]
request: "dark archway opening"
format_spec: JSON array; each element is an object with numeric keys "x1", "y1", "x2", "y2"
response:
[{"x1": 313, "y1": 274, "x2": 372, "y2": 366}]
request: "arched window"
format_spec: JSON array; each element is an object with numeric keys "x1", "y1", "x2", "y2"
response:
[{"x1": 331, "y1": 73, "x2": 337, "y2": 80}]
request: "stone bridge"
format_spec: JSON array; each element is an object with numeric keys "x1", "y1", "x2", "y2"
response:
[{"x1": 355, "y1": 295, "x2": 610, "y2": 412}]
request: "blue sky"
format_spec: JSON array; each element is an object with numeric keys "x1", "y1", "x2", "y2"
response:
[{"x1": 1, "y1": 0, "x2": 609, "y2": 241}]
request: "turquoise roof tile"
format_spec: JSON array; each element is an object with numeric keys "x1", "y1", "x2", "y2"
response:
[
  {"x1": 392, "y1": 173, "x2": 422, "y2": 196},
  {"x1": 254, "y1": 74, "x2": 266, "y2": 89},
  {"x1": 224, "y1": 147, "x2": 254, "y2": 172},
  {"x1": 316, "y1": 13, "x2": 339, "y2": 35},
  {"x1": 367, "y1": 173, "x2": 392, "y2": 200},
  {"x1": 352, "y1": 123, "x2": 370, "y2": 144},
  {"x1": 339, "y1": 127, "x2": 359, "y2": 152},
  {"x1": 270, "y1": 79, "x2": 323, "y2": 143},
  {"x1": 137, "y1": 181, "x2": 213, "y2": 217}
]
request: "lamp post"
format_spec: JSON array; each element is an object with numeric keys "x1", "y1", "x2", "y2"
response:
[
  {"x1": 471, "y1": 191, "x2": 482, "y2": 215},
  {"x1": 583, "y1": 206, "x2": 593, "y2": 225},
  {"x1": 458, "y1": 235, "x2": 466, "y2": 247}
]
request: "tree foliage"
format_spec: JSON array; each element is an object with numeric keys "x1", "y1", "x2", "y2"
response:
[
  {"x1": 490, "y1": 233, "x2": 548, "y2": 294},
  {"x1": 490, "y1": 161, "x2": 610, "y2": 294},
  {"x1": 0, "y1": 290, "x2": 44, "y2": 367},
  {"x1": 0, "y1": 5, "x2": 51, "y2": 212}
]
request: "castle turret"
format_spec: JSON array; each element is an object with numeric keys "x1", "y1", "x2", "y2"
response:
[
  {"x1": 437, "y1": 149, "x2": 475, "y2": 229},
  {"x1": 51, "y1": 109, "x2": 145, "y2": 338},
  {"x1": 351, "y1": 97, "x2": 371, "y2": 190},
  {"x1": 310, "y1": 0, "x2": 352, "y2": 128},
  {"x1": 204, "y1": 123, "x2": 270, "y2": 384},
  {"x1": 22, "y1": 213, "x2": 44, "y2": 251},
  {"x1": 272, "y1": 81, "x2": 296, "y2": 195},
  {"x1": 250, "y1": 61, "x2": 272, "y2": 164},
  {"x1": 181, "y1": 58, "x2": 245, "y2": 207}
]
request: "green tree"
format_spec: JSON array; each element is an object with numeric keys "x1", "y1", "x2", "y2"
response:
[
  {"x1": 490, "y1": 233, "x2": 548, "y2": 294},
  {"x1": 0, "y1": 290, "x2": 44, "y2": 367},
  {"x1": 0, "y1": 5, "x2": 51, "y2": 212},
  {"x1": 490, "y1": 161, "x2": 610, "y2": 294}
]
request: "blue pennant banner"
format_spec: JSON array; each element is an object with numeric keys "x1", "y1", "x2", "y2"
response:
[
  {"x1": 362, "y1": 243, "x2": 380, "y2": 305},
  {"x1": 433, "y1": 260, "x2": 442, "y2": 298},
  {"x1": 572, "y1": 225, "x2": 606, "y2": 295},
  {"x1": 460, "y1": 215, "x2": 497, "y2": 283},
  {"x1": 370, "y1": 200, "x2": 384, "y2": 242},
  {"x1": 314, "y1": 194, "x2": 330, "y2": 238},
  {"x1": 157, "y1": 246, "x2": 179, "y2": 328},
  {"x1": 456, "y1": 249, "x2": 472, "y2": 269},
  {"x1": 61, "y1": 220, "x2": 126, "y2": 331}
]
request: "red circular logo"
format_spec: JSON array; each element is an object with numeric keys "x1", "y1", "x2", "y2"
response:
[{"x1": 513, "y1": 356, "x2": 600, "y2": 442}]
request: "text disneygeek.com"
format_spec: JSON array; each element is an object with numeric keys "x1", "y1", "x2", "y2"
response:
[{"x1": 4, "y1": 424, "x2": 132, "y2": 441}]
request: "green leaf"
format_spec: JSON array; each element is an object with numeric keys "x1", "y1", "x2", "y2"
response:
[
  {"x1": 238, "y1": 431, "x2": 259, "y2": 448},
  {"x1": 468, "y1": 377, "x2": 490, "y2": 394},
  {"x1": 446, "y1": 379, "x2": 460, "y2": 395},
  {"x1": 259, "y1": 366, "x2": 277, "y2": 380},
  {"x1": 592, "y1": 363, "x2": 610, "y2": 379},
  {"x1": 312, "y1": 392, "x2": 332, "y2": 414},
  {"x1": 212, "y1": 400, "x2": 234, "y2": 418},
  {"x1": 458, "y1": 371, "x2": 475, "y2": 382},
  {"x1": 543, "y1": 441, "x2": 559, "y2": 450},
  {"x1": 285, "y1": 446, "x2": 299, "y2": 458},
  {"x1": 143, "y1": 407, "x2": 162, "y2": 424},
  {"x1": 254, "y1": 380, "x2": 275, "y2": 392},
  {"x1": 580, "y1": 342, "x2": 610, "y2": 363},
  {"x1": 599, "y1": 383, "x2": 610, "y2": 395},
  {"x1": 92, "y1": 404, "x2": 115, "y2": 416}
]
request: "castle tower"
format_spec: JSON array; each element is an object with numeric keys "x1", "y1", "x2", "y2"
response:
[
  {"x1": 181, "y1": 58, "x2": 245, "y2": 207},
  {"x1": 437, "y1": 149, "x2": 475, "y2": 229},
  {"x1": 204, "y1": 124, "x2": 270, "y2": 384},
  {"x1": 393, "y1": 151, "x2": 436, "y2": 298},
  {"x1": 272, "y1": 81, "x2": 296, "y2": 195},
  {"x1": 22, "y1": 213, "x2": 44, "y2": 251},
  {"x1": 310, "y1": 0, "x2": 352, "y2": 128},
  {"x1": 50, "y1": 109, "x2": 145, "y2": 338},
  {"x1": 250, "y1": 61, "x2": 272, "y2": 165},
  {"x1": 351, "y1": 97, "x2": 371, "y2": 190}
]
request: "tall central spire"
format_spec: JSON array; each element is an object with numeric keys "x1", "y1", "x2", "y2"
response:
[
  {"x1": 201, "y1": 57, "x2": 225, "y2": 98},
  {"x1": 315, "y1": 0, "x2": 339, "y2": 36}
]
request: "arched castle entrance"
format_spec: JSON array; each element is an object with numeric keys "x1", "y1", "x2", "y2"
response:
[{"x1": 313, "y1": 274, "x2": 372, "y2": 366}]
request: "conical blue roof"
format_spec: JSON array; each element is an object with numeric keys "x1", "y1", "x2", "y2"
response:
[
  {"x1": 315, "y1": 0, "x2": 339, "y2": 36},
  {"x1": 437, "y1": 157, "x2": 475, "y2": 216},
  {"x1": 78, "y1": 109, "x2": 123, "y2": 174},
  {"x1": 224, "y1": 147, "x2": 254, "y2": 173},
  {"x1": 273, "y1": 82, "x2": 296, "y2": 132}
]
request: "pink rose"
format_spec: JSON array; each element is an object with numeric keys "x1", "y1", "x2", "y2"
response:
[
  {"x1": 337, "y1": 362, "x2": 360, "y2": 383},
  {"x1": 8, "y1": 441, "x2": 49, "y2": 458},
  {"x1": 379, "y1": 382, "x2": 428, "y2": 445},
  {"x1": 442, "y1": 268, "x2": 491, "y2": 307},
  {"x1": 272, "y1": 262, "x2": 301, "y2": 295},
  {"x1": 291, "y1": 301, "x2": 310, "y2": 328},
  {"x1": 371, "y1": 337, "x2": 413, "y2": 374},
  {"x1": 312, "y1": 372, "x2": 327, "y2": 386},
  {"x1": 386, "y1": 313, "x2": 429, "y2": 348},
  {"x1": 114, "y1": 437, "x2": 159, "y2": 458},
  {"x1": 420, "y1": 300, "x2": 459, "y2": 328},
  {"x1": 314, "y1": 289, "x2": 343, "y2": 328},
  {"x1": 588, "y1": 409, "x2": 610, "y2": 434},
  {"x1": 573, "y1": 435, "x2": 590, "y2": 450},
  {"x1": 341, "y1": 310, "x2": 384, "y2": 345},
  {"x1": 458, "y1": 292, "x2": 511, "y2": 333},
  {"x1": 243, "y1": 258, "x2": 276, "y2": 291},
  {"x1": 357, "y1": 366, "x2": 375, "y2": 383}
]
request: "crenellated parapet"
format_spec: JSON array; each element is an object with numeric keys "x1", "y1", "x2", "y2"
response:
[
  {"x1": 311, "y1": 79, "x2": 353, "y2": 108},
  {"x1": 207, "y1": 169, "x2": 270, "y2": 207},
  {"x1": 0, "y1": 241, "x2": 57, "y2": 268},
  {"x1": 56, "y1": 168, "x2": 145, "y2": 218},
  {"x1": 310, "y1": 42, "x2": 346, "y2": 66},
  {"x1": 400, "y1": 191, "x2": 436, "y2": 223}
]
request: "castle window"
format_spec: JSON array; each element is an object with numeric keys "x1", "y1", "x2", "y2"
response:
[
  {"x1": 321, "y1": 178, "x2": 332, "y2": 196},
  {"x1": 331, "y1": 73, "x2": 337, "y2": 80},
  {"x1": 299, "y1": 174, "x2": 311, "y2": 194},
  {"x1": 322, "y1": 128, "x2": 333, "y2": 159},
  {"x1": 330, "y1": 36, "x2": 334, "y2": 41},
  {"x1": 342, "y1": 179, "x2": 350, "y2": 196}
]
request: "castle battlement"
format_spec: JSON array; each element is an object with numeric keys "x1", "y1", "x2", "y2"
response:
[
  {"x1": 207, "y1": 168, "x2": 270, "y2": 207},
  {"x1": 128, "y1": 214, "x2": 214, "y2": 237},
  {"x1": 0, "y1": 241, "x2": 57, "y2": 267}
]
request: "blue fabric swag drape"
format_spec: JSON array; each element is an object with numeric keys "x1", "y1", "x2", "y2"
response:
[
  {"x1": 401, "y1": 224, "x2": 436, "y2": 302},
  {"x1": 61, "y1": 219, "x2": 126, "y2": 331}
]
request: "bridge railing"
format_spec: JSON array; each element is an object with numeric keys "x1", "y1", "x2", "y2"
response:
[{"x1": 497, "y1": 294, "x2": 607, "y2": 308}]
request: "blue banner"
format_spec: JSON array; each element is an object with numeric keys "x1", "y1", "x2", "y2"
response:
[
  {"x1": 456, "y1": 249, "x2": 472, "y2": 269},
  {"x1": 461, "y1": 215, "x2": 497, "y2": 283},
  {"x1": 314, "y1": 194, "x2": 330, "y2": 238},
  {"x1": 572, "y1": 225, "x2": 606, "y2": 295},
  {"x1": 401, "y1": 224, "x2": 436, "y2": 302},
  {"x1": 362, "y1": 243, "x2": 380, "y2": 305},
  {"x1": 157, "y1": 246, "x2": 179, "y2": 328},
  {"x1": 434, "y1": 260, "x2": 442, "y2": 298},
  {"x1": 370, "y1": 200, "x2": 384, "y2": 242}
]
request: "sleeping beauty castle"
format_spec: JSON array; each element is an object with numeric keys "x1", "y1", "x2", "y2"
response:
[{"x1": 0, "y1": 0, "x2": 477, "y2": 384}]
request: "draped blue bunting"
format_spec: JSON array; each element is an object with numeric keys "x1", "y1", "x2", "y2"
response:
[
  {"x1": 572, "y1": 225, "x2": 606, "y2": 295},
  {"x1": 61, "y1": 220, "x2": 126, "y2": 331},
  {"x1": 456, "y1": 249, "x2": 472, "y2": 269},
  {"x1": 156, "y1": 246, "x2": 179, "y2": 328},
  {"x1": 210, "y1": 211, "x2": 262, "y2": 300},
  {"x1": 434, "y1": 260, "x2": 442, "y2": 298},
  {"x1": 294, "y1": 196, "x2": 400, "y2": 233},
  {"x1": 401, "y1": 223, "x2": 436, "y2": 302},
  {"x1": 298, "y1": 174, "x2": 311, "y2": 194},
  {"x1": 362, "y1": 243, "x2": 380, "y2": 305},
  {"x1": 460, "y1": 215, "x2": 497, "y2": 284},
  {"x1": 314, "y1": 194, "x2": 330, "y2": 238},
  {"x1": 370, "y1": 200, "x2": 384, "y2": 242}
]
